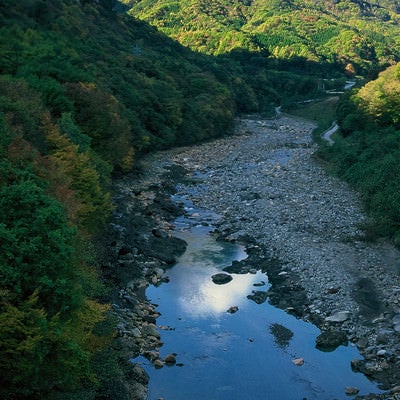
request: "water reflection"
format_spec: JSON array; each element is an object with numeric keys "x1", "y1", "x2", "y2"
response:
[
  {"x1": 270, "y1": 323, "x2": 294, "y2": 349},
  {"x1": 142, "y1": 199, "x2": 383, "y2": 400},
  {"x1": 168, "y1": 225, "x2": 264, "y2": 318}
]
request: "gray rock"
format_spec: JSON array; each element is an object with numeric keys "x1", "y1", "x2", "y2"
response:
[
  {"x1": 316, "y1": 331, "x2": 348, "y2": 351},
  {"x1": 325, "y1": 311, "x2": 350, "y2": 323},
  {"x1": 357, "y1": 337, "x2": 369, "y2": 349},
  {"x1": 393, "y1": 314, "x2": 400, "y2": 324},
  {"x1": 163, "y1": 354, "x2": 177, "y2": 365},
  {"x1": 345, "y1": 387, "x2": 359, "y2": 395},
  {"x1": 153, "y1": 359, "x2": 164, "y2": 369},
  {"x1": 131, "y1": 328, "x2": 142, "y2": 338},
  {"x1": 211, "y1": 273, "x2": 233, "y2": 285},
  {"x1": 140, "y1": 235, "x2": 187, "y2": 264},
  {"x1": 247, "y1": 290, "x2": 268, "y2": 304},
  {"x1": 376, "y1": 331, "x2": 392, "y2": 345},
  {"x1": 391, "y1": 386, "x2": 400, "y2": 394},
  {"x1": 141, "y1": 324, "x2": 160, "y2": 339}
]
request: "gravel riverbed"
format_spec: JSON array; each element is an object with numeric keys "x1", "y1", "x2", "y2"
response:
[{"x1": 109, "y1": 113, "x2": 400, "y2": 399}]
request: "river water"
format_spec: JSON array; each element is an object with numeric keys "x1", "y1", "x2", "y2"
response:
[{"x1": 137, "y1": 194, "x2": 382, "y2": 400}]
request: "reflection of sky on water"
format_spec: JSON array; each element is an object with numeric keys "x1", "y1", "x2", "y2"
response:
[
  {"x1": 173, "y1": 265, "x2": 266, "y2": 317},
  {"x1": 163, "y1": 225, "x2": 261, "y2": 318},
  {"x1": 142, "y1": 201, "x2": 383, "y2": 400}
]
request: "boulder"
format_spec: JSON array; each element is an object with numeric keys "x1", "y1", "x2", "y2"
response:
[
  {"x1": 140, "y1": 236, "x2": 187, "y2": 265},
  {"x1": 345, "y1": 387, "x2": 359, "y2": 395},
  {"x1": 164, "y1": 354, "x2": 177, "y2": 365},
  {"x1": 223, "y1": 260, "x2": 247, "y2": 274},
  {"x1": 325, "y1": 311, "x2": 350, "y2": 323},
  {"x1": 316, "y1": 331, "x2": 348, "y2": 352},
  {"x1": 211, "y1": 273, "x2": 233, "y2": 285},
  {"x1": 247, "y1": 290, "x2": 268, "y2": 304}
]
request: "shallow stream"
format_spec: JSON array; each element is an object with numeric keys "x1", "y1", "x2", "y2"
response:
[{"x1": 137, "y1": 194, "x2": 382, "y2": 400}]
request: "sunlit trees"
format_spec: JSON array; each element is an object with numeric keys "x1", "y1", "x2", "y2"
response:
[
  {"x1": 43, "y1": 114, "x2": 113, "y2": 233},
  {"x1": 357, "y1": 64, "x2": 400, "y2": 127},
  {"x1": 127, "y1": 0, "x2": 400, "y2": 73}
]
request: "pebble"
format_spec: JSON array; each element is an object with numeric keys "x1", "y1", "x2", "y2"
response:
[
  {"x1": 153, "y1": 359, "x2": 164, "y2": 369},
  {"x1": 292, "y1": 358, "x2": 304, "y2": 366}
]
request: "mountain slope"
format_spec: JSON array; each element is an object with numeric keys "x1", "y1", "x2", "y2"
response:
[
  {"x1": 124, "y1": 0, "x2": 400, "y2": 75},
  {"x1": 3, "y1": 1, "x2": 400, "y2": 398},
  {"x1": 0, "y1": 1, "x2": 238, "y2": 398},
  {"x1": 321, "y1": 62, "x2": 400, "y2": 243}
]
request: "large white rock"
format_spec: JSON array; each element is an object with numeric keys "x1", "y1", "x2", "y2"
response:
[{"x1": 325, "y1": 311, "x2": 350, "y2": 323}]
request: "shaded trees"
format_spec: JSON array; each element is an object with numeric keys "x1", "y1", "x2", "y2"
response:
[
  {"x1": 0, "y1": 161, "x2": 110, "y2": 398},
  {"x1": 321, "y1": 63, "x2": 400, "y2": 244},
  {"x1": 0, "y1": 76, "x2": 111, "y2": 398}
]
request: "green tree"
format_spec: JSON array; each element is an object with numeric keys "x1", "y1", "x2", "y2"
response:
[
  {"x1": 0, "y1": 177, "x2": 79, "y2": 315},
  {"x1": 357, "y1": 64, "x2": 400, "y2": 127},
  {"x1": 43, "y1": 114, "x2": 113, "y2": 233},
  {"x1": 65, "y1": 83, "x2": 134, "y2": 171},
  {"x1": 59, "y1": 112, "x2": 91, "y2": 152}
]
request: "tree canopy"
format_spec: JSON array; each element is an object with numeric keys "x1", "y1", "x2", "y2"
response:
[
  {"x1": 124, "y1": 0, "x2": 400, "y2": 75},
  {"x1": 321, "y1": 62, "x2": 400, "y2": 244}
]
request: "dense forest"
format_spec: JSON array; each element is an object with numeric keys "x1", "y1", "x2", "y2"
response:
[
  {"x1": 0, "y1": 0, "x2": 399, "y2": 398},
  {"x1": 320, "y1": 63, "x2": 400, "y2": 245},
  {"x1": 124, "y1": 0, "x2": 400, "y2": 76}
]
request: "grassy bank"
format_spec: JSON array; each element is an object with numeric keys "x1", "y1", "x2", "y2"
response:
[{"x1": 284, "y1": 96, "x2": 339, "y2": 141}]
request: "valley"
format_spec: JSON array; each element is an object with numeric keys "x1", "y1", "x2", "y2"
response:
[{"x1": 111, "y1": 110, "x2": 400, "y2": 399}]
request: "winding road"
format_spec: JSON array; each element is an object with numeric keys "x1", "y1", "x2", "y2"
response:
[{"x1": 322, "y1": 121, "x2": 338, "y2": 145}]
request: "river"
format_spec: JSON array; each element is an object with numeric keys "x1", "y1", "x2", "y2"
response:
[{"x1": 135, "y1": 193, "x2": 383, "y2": 400}]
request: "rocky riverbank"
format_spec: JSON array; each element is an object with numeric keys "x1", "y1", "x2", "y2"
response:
[
  {"x1": 104, "y1": 112, "x2": 400, "y2": 399},
  {"x1": 99, "y1": 164, "x2": 191, "y2": 399}
]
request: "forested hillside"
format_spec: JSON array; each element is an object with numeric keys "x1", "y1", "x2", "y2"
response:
[
  {"x1": 124, "y1": 0, "x2": 400, "y2": 76},
  {"x1": 321, "y1": 62, "x2": 400, "y2": 244},
  {"x1": 0, "y1": 2, "x2": 227, "y2": 399}
]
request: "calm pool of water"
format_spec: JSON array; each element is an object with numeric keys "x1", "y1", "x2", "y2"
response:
[{"x1": 137, "y1": 199, "x2": 382, "y2": 400}]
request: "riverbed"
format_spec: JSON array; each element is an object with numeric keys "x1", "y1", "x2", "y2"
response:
[
  {"x1": 111, "y1": 112, "x2": 400, "y2": 399},
  {"x1": 155, "y1": 115, "x2": 400, "y2": 391},
  {"x1": 137, "y1": 194, "x2": 383, "y2": 399}
]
